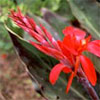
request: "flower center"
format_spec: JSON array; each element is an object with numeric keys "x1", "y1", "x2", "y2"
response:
[{"x1": 82, "y1": 39, "x2": 86, "y2": 45}]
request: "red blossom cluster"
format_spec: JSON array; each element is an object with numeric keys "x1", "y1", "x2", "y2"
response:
[{"x1": 9, "y1": 8, "x2": 100, "y2": 93}]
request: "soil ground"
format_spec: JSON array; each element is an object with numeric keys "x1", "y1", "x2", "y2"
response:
[{"x1": 0, "y1": 54, "x2": 45, "y2": 100}]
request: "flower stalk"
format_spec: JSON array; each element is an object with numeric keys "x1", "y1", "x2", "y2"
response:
[{"x1": 77, "y1": 68, "x2": 99, "y2": 100}]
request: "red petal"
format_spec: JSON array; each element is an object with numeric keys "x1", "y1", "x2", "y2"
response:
[
  {"x1": 57, "y1": 40, "x2": 75, "y2": 65},
  {"x1": 29, "y1": 41, "x2": 50, "y2": 55},
  {"x1": 40, "y1": 24, "x2": 60, "y2": 50},
  {"x1": 66, "y1": 72, "x2": 74, "y2": 93},
  {"x1": 28, "y1": 30, "x2": 47, "y2": 44},
  {"x1": 63, "y1": 67, "x2": 72, "y2": 73},
  {"x1": 30, "y1": 41, "x2": 64, "y2": 59},
  {"x1": 40, "y1": 46, "x2": 64, "y2": 59},
  {"x1": 63, "y1": 35, "x2": 78, "y2": 55},
  {"x1": 15, "y1": 8, "x2": 36, "y2": 30},
  {"x1": 80, "y1": 55, "x2": 97, "y2": 86},
  {"x1": 63, "y1": 26, "x2": 86, "y2": 40},
  {"x1": 87, "y1": 40, "x2": 100, "y2": 57},
  {"x1": 49, "y1": 63, "x2": 70, "y2": 85},
  {"x1": 74, "y1": 56, "x2": 80, "y2": 75},
  {"x1": 26, "y1": 16, "x2": 36, "y2": 29},
  {"x1": 40, "y1": 24, "x2": 52, "y2": 42}
]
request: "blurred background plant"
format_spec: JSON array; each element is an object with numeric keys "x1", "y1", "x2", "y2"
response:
[
  {"x1": 0, "y1": 0, "x2": 27, "y2": 55},
  {"x1": 0, "y1": 0, "x2": 100, "y2": 100}
]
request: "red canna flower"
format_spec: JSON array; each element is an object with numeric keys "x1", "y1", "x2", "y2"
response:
[
  {"x1": 9, "y1": 8, "x2": 100, "y2": 93},
  {"x1": 58, "y1": 26, "x2": 100, "y2": 86}
]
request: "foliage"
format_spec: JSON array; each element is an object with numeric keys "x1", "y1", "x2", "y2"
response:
[
  {"x1": 17, "y1": 0, "x2": 61, "y2": 16},
  {"x1": 0, "y1": 0, "x2": 27, "y2": 54}
]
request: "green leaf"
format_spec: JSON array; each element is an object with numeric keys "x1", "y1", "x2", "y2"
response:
[
  {"x1": 67, "y1": 0, "x2": 100, "y2": 39},
  {"x1": 5, "y1": 24, "x2": 88, "y2": 100},
  {"x1": 6, "y1": 18, "x2": 92, "y2": 99},
  {"x1": 41, "y1": 8, "x2": 71, "y2": 39},
  {"x1": 0, "y1": 23, "x2": 13, "y2": 53},
  {"x1": 57, "y1": 0, "x2": 75, "y2": 20}
]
